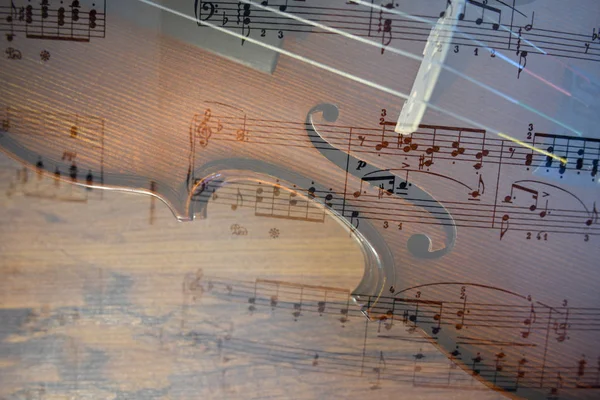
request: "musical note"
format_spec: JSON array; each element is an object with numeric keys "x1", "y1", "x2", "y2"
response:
[
  {"x1": 70, "y1": 0, "x2": 80, "y2": 41},
  {"x1": 41, "y1": 0, "x2": 49, "y2": 20},
  {"x1": 439, "y1": 0, "x2": 454, "y2": 18},
  {"x1": 546, "y1": 146, "x2": 555, "y2": 168},
  {"x1": 89, "y1": 6, "x2": 97, "y2": 30},
  {"x1": 396, "y1": 170, "x2": 410, "y2": 194},
  {"x1": 518, "y1": 51, "x2": 528, "y2": 79},
  {"x1": 425, "y1": 127, "x2": 440, "y2": 159},
  {"x1": 25, "y1": 4, "x2": 32, "y2": 24},
  {"x1": 278, "y1": 0, "x2": 306, "y2": 12},
  {"x1": 375, "y1": 118, "x2": 393, "y2": 151},
  {"x1": 236, "y1": 113, "x2": 249, "y2": 141},
  {"x1": 470, "y1": 174, "x2": 485, "y2": 199},
  {"x1": 577, "y1": 356, "x2": 587, "y2": 382},
  {"x1": 5, "y1": 1, "x2": 17, "y2": 41},
  {"x1": 586, "y1": 202, "x2": 598, "y2": 226},
  {"x1": 256, "y1": 185, "x2": 264, "y2": 203},
  {"x1": 58, "y1": 5, "x2": 65, "y2": 27},
  {"x1": 521, "y1": 304, "x2": 537, "y2": 338},
  {"x1": 292, "y1": 287, "x2": 303, "y2": 320},
  {"x1": 472, "y1": 353, "x2": 483, "y2": 376},
  {"x1": 382, "y1": 299, "x2": 396, "y2": 331},
  {"x1": 239, "y1": 2, "x2": 252, "y2": 45},
  {"x1": 340, "y1": 298, "x2": 350, "y2": 325},
  {"x1": 553, "y1": 308, "x2": 570, "y2": 342},
  {"x1": 516, "y1": 357, "x2": 528, "y2": 387},
  {"x1": 231, "y1": 188, "x2": 243, "y2": 210},
  {"x1": 576, "y1": 147, "x2": 585, "y2": 171},
  {"x1": 354, "y1": 174, "x2": 395, "y2": 199},
  {"x1": 465, "y1": 0, "x2": 501, "y2": 30},
  {"x1": 418, "y1": 154, "x2": 426, "y2": 170},
  {"x1": 412, "y1": 351, "x2": 425, "y2": 382},
  {"x1": 407, "y1": 301, "x2": 420, "y2": 333},
  {"x1": 380, "y1": 18, "x2": 392, "y2": 54},
  {"x1": 432, "y1": 302, "x2": 443, "y2": 335},
  {"x1": 399, "y1": 133, "x2": 418, "y2": 152},
  {"x1": 455, "y1": 294, "x2": 468, "y2": 330},
  {"x1": 371, "y1": 351, "x2": 386, "y2": 389},
  {"x1": 474, "y1": 131, "x2": 489, "y2": 169},
  {"x1": 451, "y1": 130, "x2": 466, "y2": 158},
  {"x1": 248, "y1": 295, "x2": 256, "y2": 313},
  {"x1": 350, "y1": 210, "x2": 360, "y2": 231},
  {"x1": 536, "y1": 199, "x2": 549, "y2": 219},
  {"x1": 504, "y1": 183, "x2": 539, "y2": 212},
  {"x1": 270, "y1": 294, "x2": 278, "y2": 308},
  {"x1": 377, "y1": 3, "x2": 394, "y2": 54}
]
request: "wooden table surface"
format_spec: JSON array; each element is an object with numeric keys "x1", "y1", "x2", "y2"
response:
[{"x1": 0, "y1": 152, "x2": 506, "y2": 399}]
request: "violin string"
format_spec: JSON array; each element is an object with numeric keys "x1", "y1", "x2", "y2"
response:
[
  {"x1": 244, "y1": 0, "x2": 582, "y2": 137},
  {"x1": 136, "y1": 0, "x2": 564, "y2": 163},
  {"x1": 356, "y1": 2, "x2": 581, "y2": 111}
]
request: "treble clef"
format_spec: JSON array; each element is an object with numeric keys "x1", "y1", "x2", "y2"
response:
[{"x1": 188, "y1": 103, "x2": 456, "y2": 314}]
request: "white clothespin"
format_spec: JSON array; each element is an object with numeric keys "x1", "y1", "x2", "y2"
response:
[{"x1": 395, "y1": 0, "x2": 465, "y2": 135}]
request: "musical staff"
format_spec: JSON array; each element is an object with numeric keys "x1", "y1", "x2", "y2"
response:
[
  {"x1": 0, "y1": 106, "x2": 105, "y2": 199},
  {"x1": 188, "y1": 0, "x2": 600, "y2": 63},
  {"x1": 0, "y1": 0, "x2": 105, "y2": 42},
  {"x1": 183, "y1": 273, "x2": 600, "y2": 393},
  {"x1": 187, "y1": 108, "x2": 600, "y2": 238}
]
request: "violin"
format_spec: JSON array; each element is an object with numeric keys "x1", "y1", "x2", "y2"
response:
[{"x1": 1, "y1": 0, "x2": 599, "y2": 398}]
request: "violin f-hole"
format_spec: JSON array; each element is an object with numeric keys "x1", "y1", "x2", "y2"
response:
[{"x1": 305, "y1": 103, "x2": 457, "y2": 259}]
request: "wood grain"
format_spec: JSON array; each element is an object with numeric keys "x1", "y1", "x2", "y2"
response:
[{"x1": 0, "y1": 153, "x2": 505, "y2": 400}]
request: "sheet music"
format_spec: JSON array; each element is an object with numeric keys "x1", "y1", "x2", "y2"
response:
[{"x1": 0, "y1": 0, "x2": 599, "y2": 399}]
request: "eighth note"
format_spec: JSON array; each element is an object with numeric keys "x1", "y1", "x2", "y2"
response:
[{"x1": 231, "y1": 188, "x2": 243, "y2": 210}]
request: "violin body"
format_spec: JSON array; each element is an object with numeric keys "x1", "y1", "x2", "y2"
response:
[{"x1": 1, "y1": 0, "x2": 599, "y2": 398}]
